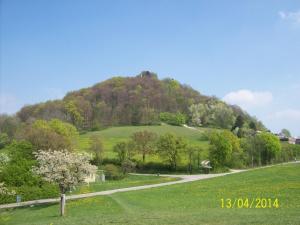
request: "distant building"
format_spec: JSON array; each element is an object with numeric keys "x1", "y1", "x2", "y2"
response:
[
  {"x1": 289, "y1": 137, "x2": 300, "y2": 145},
  {"x1": 289, "y1": 137, "x2": 296, "y2": 144}
]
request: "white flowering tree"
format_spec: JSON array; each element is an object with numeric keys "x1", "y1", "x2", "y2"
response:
[{"x1": 33, "y1": 149, "x2": 97, "y2": 216}]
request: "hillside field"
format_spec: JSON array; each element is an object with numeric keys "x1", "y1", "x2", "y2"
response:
[
  {"x1": 1, "y1": 163, "x2": 299, "y2": 225},
  {"x1": 76, "y1": 124, "x2": 212, "y2": 163}
]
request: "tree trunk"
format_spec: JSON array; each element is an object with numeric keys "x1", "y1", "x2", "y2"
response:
[
  {"x1": 60, "y1": 194, "x2": 66, "y2": 216},
  {"x1": 142, "y1": 154, "x2": 145, "y2": 163}
]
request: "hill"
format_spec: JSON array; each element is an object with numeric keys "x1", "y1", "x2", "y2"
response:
[{"x1": 16, "y1": 71, "x2": 264, "y2": 131}]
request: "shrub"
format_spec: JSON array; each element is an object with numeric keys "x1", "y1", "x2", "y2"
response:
[
  {"x1": 0, "y1": 183, "x2": 59, "y2": 204},
  {"x1": 121, "y1": 159, "x2": 136, "y2": 174},
  {"x1": 160, "y1": 112, "x2": 186, "y2": 126},
  {"x1": 104, "y1": 164, "x2": 124, "y2": 180}
]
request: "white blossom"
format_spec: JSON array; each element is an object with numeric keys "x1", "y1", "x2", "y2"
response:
[
  {"x1": 33, "y1": 149, "x2": 97, "y2": 193},
  {"x1": 0, "y1": 182, "x2": 15, "y2": 196}
]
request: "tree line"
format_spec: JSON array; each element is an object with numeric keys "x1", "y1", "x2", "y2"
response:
[{"x1": 6, "y1": 71, "x2": 262, "y2": 131}]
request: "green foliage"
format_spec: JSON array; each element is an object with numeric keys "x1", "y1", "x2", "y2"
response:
[
  {"x1": 17, "y1": 74, "x2": 209, "y2": 128},
  {"x1": 157, "y1": 133, "x2": 187, "y2": 170},
  {"x1": 281, "y1": 128, "x2": 291, "y2": 137},
  {"x1": 64, "y1": 101, "x2": 84, "y2": 127},
  {"x1": 212, "y1": 103, "x2": 235, "y2": 129},
  {"x1": 121, "y1": 159, "x2": 136, "y2": 174},
  {"x1": 160, "y1": 112, "x2": 186, "y2": 126},
  {"x1": 279, "y1": 143, "x2": 299, "y2": 162},
  {"x1": 0, "y1": 183, "x2": 59, "y2": 204},
  {"x1": 22, "y1": 119, "x2": 78, "y2": 150},
  {"x1": 185, "y1": 145, "x2": 203, "y2": 174},
  {"x1": 249, "y1": 121, "x2": 257, "y2": 131},
  {"x1": 104, "y1": 164, "x2": 124, "y2": 180},
  {"x1": 113, "y1": 142, "x2": 130, "y2": 164},
  {"x1": 0, "y1": 141, "x2": 38, "y2": 187},
  {"x1": 89, "y1": 135, "x2": 104, "y2": 166},
  {"x1": 208, "y1": 131, "x2": 232, "y2": 168},
  {"x1": 232, "y1": 115, "x2": 244, "y2": 131},
  {"x1": 0, "y1": 115, "x2": 20, "y2": 138},
  {"x1": 0, "y1": 132, "x2": 10, "y2": 149},
  {"x1": 256, "y1": 132, "x2": 282, "y2": 165},
  {"x1": 131, "y1": 130, "x2": 157, "y2": 162}
]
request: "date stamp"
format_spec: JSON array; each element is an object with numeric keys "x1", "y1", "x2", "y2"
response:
[{"x1": 220, "y1": 198, "x2": 279, "y2": 209}]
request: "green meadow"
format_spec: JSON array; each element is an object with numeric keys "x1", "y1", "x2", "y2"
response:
[
  {"x1": 76, "y1": 124, "x2": 211, "y2": 162},
  {"x1": 1, "y1": 163, "x2": 299, "y2": 225}
]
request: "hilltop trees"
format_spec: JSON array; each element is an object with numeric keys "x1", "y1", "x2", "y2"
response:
[
  {"x1": 15, "y1": 73, "x2": 207, "y2": 128},
  {"x1": 189, "y1": 102, "x2": 235, "y2": 129}
]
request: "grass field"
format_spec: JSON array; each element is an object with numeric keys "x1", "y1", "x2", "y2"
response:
[
  {"x1": 76, "y1": 124, "x2": 211, "y2": 162},
  {"x1": 1, "y1": 163, "x2": 299, "y2": 225}
]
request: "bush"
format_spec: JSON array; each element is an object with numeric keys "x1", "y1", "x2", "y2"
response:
[
  {"x1": 121, "y1": 159, "x2": 136, "y2": 174},
  {"x1": 104, "y1": 164, "x2": 124, "y2": 180},
  {"x1": 0, "y1": 183, "x2": 59, "y2": 204},
  {"x1": 160, "y1": 112, "x2": 186, "y2": 126}
]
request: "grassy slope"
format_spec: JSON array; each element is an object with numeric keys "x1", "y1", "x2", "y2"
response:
[
  {"x1": 77, "y1": 124, "x2": 211, "y2": 161},
  {"x1": 1, "y1": 163, "x2": 299, "y2": 225}
]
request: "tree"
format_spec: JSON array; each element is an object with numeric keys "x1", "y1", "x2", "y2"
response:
[
  {"x1": 0, "y1": 141, "x2": 40, "y2": 187},
  {"x1": 64, "y1": 101, "x2": 83, "y2": 127},
  {"x1": 213, "y1": 103, "x2": 235, "y2": 129},
  {"x1": 281, "y1": 129, "x2": 291, "y2": 138},
  {"x1": 256, "y1": 132, "x2": 281, "y2": 165},
  {"x1": 186, "y1": 145, "x2": 202, "y2": 174},
  {"x1": 0, "y1": 132, "x2": 10, "y2": 149},
  {"x1": 249, "y1": 121, "x2": 257, "y2": 131},
  {"x1": 208, "y1": 131, "x2": 232, "y2": 168},
  {"x1": 189, "y1": 104, "x2": 202, "y2": 126},
  {"x1": 159, "y1": 112, "x2": 186, "y2": 126},
  {"x1": 232, "y1": 115, "x2": 244, "y2": 131},
  {"x1": 157, "y1": 133, "x2": 187, "y2": 170},
  {"x1": 188, "y1": 103, "x2": 209, "y2": 126},
  {"x1": 33, "y1": 150, "x2": 97, "y2": 216},
  {"x1": 131, "y1": 130, "x2": 157, "y2": 163},
  {"x1": 22, "y1": 119, "x2": 78, "y2": 151},
  {"x1": 113, "y1": 142, "x2": 128, "y2": 163},
  {"x1": 89, "y1": 135, "x2": 104, "y2": 166},
  {"x1": 121, "y1": 159, "x2": 136, "y2": 174},
  {"x1": 0, "y1": 115, "x2": 20, "y2": 138}
]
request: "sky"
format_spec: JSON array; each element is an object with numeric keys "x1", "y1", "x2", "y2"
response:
[{"x1": 1, "y1": 0, "x2": 300, "y2": 136}]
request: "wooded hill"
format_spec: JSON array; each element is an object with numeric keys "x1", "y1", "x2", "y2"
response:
[{"x1": 16, "y1": 71, "x2": 264, "y2": 131}]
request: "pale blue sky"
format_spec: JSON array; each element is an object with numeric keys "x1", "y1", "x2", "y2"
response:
[{"x1": 1, "y1": 0, "x2": 300, "y2": 136}]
